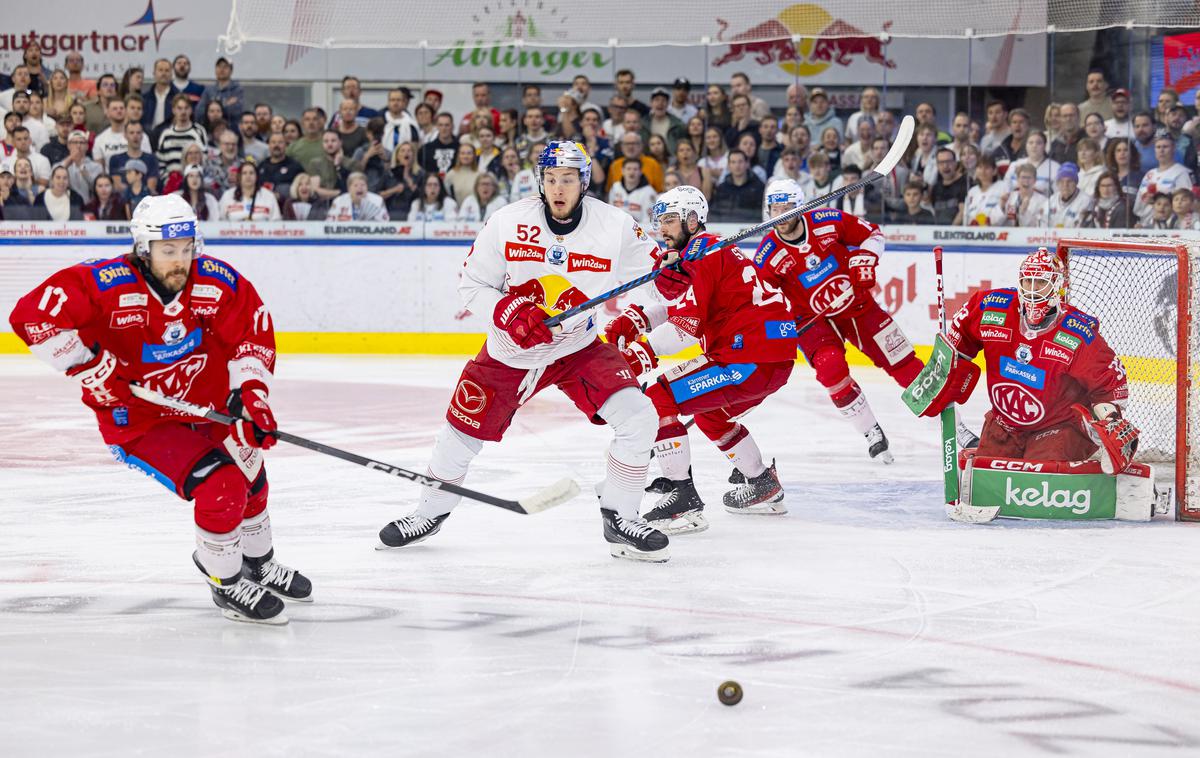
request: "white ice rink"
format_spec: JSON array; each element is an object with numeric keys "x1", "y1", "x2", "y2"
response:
[{"x1": 2, "y1": 354, "x2": 1198, "y2": 757}]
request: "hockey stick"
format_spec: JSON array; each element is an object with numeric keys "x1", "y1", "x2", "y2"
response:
[
  {"x1": 128, "y1": 385, "x2": 580, "y2": 515},
  {"x1": 543, "y1": 116, "x2": 916, "y2": 328},
  {"x1": 933, "y1": 245, "x2": 959, "y2": 505}
]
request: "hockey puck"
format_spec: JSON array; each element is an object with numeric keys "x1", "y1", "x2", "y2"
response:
[{"x1": 717, "y1": 680, "x2": 743, "y2": 706}]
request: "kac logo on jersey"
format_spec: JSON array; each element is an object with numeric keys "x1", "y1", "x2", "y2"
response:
[
  {"x1": 1015, "y1": 343, "x2": 1033, "y2": 364},
  {"x1": 799, "y1": 255, "x2": 837, "y2": 288},
  {"x1": 92, "y1": 261, "x2": 136, "y2": 291},
  {"x1": 990, "y1": 381, "x2": 1046, "y2": 426},
  {"x1": 999, "y1": 356, "x2": 1045, "y2": 390},
  {"x1": 547, "y1": 244, "x2": 567, "y2": 266},
  {"x1": 142, "y1": 328, "x2": 202, "y2": 364},
  {"x1": 197, "y1": 257, "x2": 239, "y2": 290}
]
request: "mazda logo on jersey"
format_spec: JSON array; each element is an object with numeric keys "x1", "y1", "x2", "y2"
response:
[
  {"x1": 990, "y1": 381, "x2": 1046, "y2": 426},
  {"x1": 453, "y1": 379, "x2": 488, "y2": 415}
]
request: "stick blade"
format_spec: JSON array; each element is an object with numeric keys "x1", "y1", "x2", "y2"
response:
[
  {"x1": 873, "y1": 115, "x2": 915, "y2": 177},
  {"x1": 518, "y1": 477, "x2": 581, "y2": 514}
]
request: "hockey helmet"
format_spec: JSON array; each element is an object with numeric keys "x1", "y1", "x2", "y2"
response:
[
  {"x1": 1016, "y1": 247, "x2": 1064, "y2": 324},
  {"x1": 762, "y1": 178, "x2": 806, "y2": 222},
  {"x1": 535, "y1": 140, "x2": 592, "y2": 192},
  {"x1": 130, "y1": 194, "x2": 201, "y2": 258},
  {"x1": 651, "y1": 185, "x2": 709, "y2": 231}
]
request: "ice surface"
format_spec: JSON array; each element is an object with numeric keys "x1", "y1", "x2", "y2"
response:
[{"x1": 1, "y1": 355, "x2": 1198, "y2": 757}]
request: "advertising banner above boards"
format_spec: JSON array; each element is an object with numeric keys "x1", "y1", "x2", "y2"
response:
[
  {"x1": 3, "y1": 0, "x2": 1046, "y2": 86},
  {"x1": 1, "y1": 222, "x2": 1196, "y2": 358}
]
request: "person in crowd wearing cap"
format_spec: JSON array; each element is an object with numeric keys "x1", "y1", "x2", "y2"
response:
[
  {"x1": 41, "y1": 115, "x2": 73, "y2": 166},
  {"x1": 1048, "y1": 162, "x2": 1094, "y2": 227},
  {"x1": 423, "y1": 89, "x2": 443, "y2": 114},
  {"x1": 668, "y1": 79, "x2": 697, "y2": 123},
  {"x1": 1105, "y1": 89, "x2": 1134, "y2": 140},
  {"x1": 1078, "y1": 68, "x2": 1115, "y2": 122},
  {"x1": 120, "y1": 159, "x2": 151, "y2": 210},
  {"x1": 647, "y1": 87, "x2": 687, "y2": 154},
  {"x1": 7, "y1": 90, "x2": 51, "y2": 151},
  {"x1": 1135, "y1": 133, "x2": 1195, "y2": 222},
  {"x1": 110, "y1": 121, "x2": 160, "y2": 194},
  {"x1": 804, "y1": 88, "x2": 843, "y2": 144},
  {"x1": 34, "y1": 165, "x2": 85, "y2": 221},
  {"x1": 195, "y1": 57, "x2": 245, "y2": 125},
  {"x1": 57, "y1": 130, "x2": 104, "y2": 203}
]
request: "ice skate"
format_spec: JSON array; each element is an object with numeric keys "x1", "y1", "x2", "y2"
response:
[
  {"x1": 643, "y1": 477, "x2": 708, "y2": 534},
  {"x1": 377, "y1": 512, "x2": 450, "y2": 549},
  {"x1": 723, "y1": 460, "x2": 786, "y2": 514},
  {"x1": 601, "y1": 507, "x2": 670, "y2": 562},
  {"x1": 242, "y1": 548, "x2": 312, "y2": 602}
]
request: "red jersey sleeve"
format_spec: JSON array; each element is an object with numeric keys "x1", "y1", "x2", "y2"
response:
[
  {"x1": 665, "y1": 249, "x2": 721, "y2": 340},
  {"x1": 831, "y1": 211, "x2": 885, "y2": 254},
  {"x1": 9, "y1": 261, "x2": 108, "y2": 371},
  {"x1": 1063, "y1": 315, "x2": 1129, "y2": 406},
  {"x1": 194, "y1": 256, "x2": 276, "y2": 391},
  {"x1": 944, "y1": 289, "x2": 986, "y2": 360}
]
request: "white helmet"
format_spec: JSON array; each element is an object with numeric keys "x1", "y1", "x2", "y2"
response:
[
  {"x1": 651, "y1": 185, "x2": 708, "y2": 230},
  {"x1": 535, "y1": 140, "x2": 592, "y2": 192},
  {"x1": 130, "y1": 194, "x2": 201, "y2": 257},
  {"x1": 762, "y1": 178, "x2": 806, "y2": 222}
]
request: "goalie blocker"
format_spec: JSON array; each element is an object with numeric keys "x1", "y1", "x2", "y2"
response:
[{"x1": 957, "y1": 453, "x2": 1167, "y2": 522}]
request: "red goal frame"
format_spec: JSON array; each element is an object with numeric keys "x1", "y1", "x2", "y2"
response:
[{"x1": 1057, "y1": 238, "x2": 1195, "y2": 521}]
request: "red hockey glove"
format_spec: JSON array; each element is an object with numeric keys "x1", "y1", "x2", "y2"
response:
[
  {"x1": 494, "y1": 294, "x2": 554, "y2": 349},
  {"x1": 604, "y1": 303, "x2": 651, "y2": 349},
  {"x1": 66, "y1": 348, "x2": 136, "y2": 408},
  {"x1": 918, "y1": 356, "x2": 981, "y2": 418},
  {"x1": 848, "y1": 250, "x2": 879, "y2": 290},
  {"x1": 653, "y1": 250, "x2": 691, "y2": 301},
  {"x1": 228, "y1": 380, "x2": 277, "y2": 450},
  {"x1": 621, "y1": 340, "x2": 658, "y2": 378},
  {"x1": 1074, "y1": 402, "x2": 1139, "y2": 474}
]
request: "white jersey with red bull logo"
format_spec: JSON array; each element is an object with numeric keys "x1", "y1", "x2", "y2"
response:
[{"x1": 460, "y1": 196, "x2": 661, "y2": 369}]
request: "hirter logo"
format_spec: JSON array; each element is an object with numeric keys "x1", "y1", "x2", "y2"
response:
[
  {"x1": 504, "y1": 241, "x2": 546, "y2": 262},
  {"x1": 110, "y1": 309, "x2": 147, "y2": 329},
  {"x1": 567, "y1": 252, "x2": 611, "y2": 273}
]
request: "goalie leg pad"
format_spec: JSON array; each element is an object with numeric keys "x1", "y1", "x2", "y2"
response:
[{"x1": 962, "y1": 456, "x2": 1157, "y2": 520}]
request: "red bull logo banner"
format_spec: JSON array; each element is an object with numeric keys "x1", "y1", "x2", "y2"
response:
[{"x1": 714, "y1": 6, "x2": 894, "y2": 73}]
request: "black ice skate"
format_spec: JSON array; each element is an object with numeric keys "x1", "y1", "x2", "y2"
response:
[
  {"x1": 242, "y1": 548, "x2": 312, "y2": 602},
  {"x1": 646, "y1": 466, "x2": 691, "y2": 495},
  {"x1": 194, "y1": 552, "x2": 287, "y2": 625},
  {"x1": 377, "y1": 512, "x2": 450, "y2": 550},
  {"x1": 723, "y1": 460, "x2": 787, "y2": 514},
  {"x1": 728, "y1": 468, "x2": 746, "y2": 485},
  {"x1": 643, "y1": 477, "x2": 708, "y2": 534},
  {"x1": 866, "y1": 423, "x2": 895, "y2": 464},
  {"x1": 601, "y1": 507, "x2": 669, "y2": 562}
]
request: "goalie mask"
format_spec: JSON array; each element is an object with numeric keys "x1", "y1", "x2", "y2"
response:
[{"x1": 1017, "y1": 248, "x2": 1064, "y2": 325}]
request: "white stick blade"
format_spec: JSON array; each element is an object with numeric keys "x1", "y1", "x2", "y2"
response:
[
  {"x1": 873, "y1": 115, "x2": 915, "y2": 177},
  {"x1": 945, "y1": 502, "x2": 1000, "y2": 523},
  {"x1": 519, "y1": 478, "x2": 581, "y2": 513}
]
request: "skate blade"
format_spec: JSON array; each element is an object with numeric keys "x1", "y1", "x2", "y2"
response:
[
  {"x1": 725, "y1": 502, "x2": 788, "y2": 515},
  {"x1": 608, "y1": 544, "x2": 670, "y2": 563},
  {"x1": 221, "y1": 608, "x2": 290, "y2": 625},
  {"x1": 648, "y1": 514, "x2": 709, "y2": 535},
  {"x1": 873, "y1": 450, "x2": 895, "y2": 464}
]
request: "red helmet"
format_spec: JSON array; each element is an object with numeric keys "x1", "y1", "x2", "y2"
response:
[{"x1": 1017, "y1": 247, "x2": 1064, "y2": 324}]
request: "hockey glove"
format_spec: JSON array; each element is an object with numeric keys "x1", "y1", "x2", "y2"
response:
[
  {"x1": 848, "y1": 250, "x2": 879, "y2": 291},
  {"x1": 1074, "y1": 402, "x2": 1139, "y2": 474},
  {"x1": 904, "y1": 337, "x2": 981, "y2": 418},
  {"x1": 653, "y1": 250, "x2": 691, "y2": 301},
  {"x1": 604, "y1": 304, "x2": 651, "y2": 350},
  {"x1": 621, "y1": 340, "x2": 658, "y2": 378},
  {"x1": 494, "y1": 294, "x2": 554, "y2": 349},
  {"x1": 228, "y1": 380, "x2": 278, "y2": 450},
  {"x1": 66, "y1": 348, "x2": 136, "y2": 408}
]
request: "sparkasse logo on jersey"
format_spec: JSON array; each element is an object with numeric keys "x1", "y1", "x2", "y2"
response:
[
  {"x1": 504, "y1": 241, "x2": 545, "y2": 262},
  {"x1": 567, "y1": 252, "x2": 611, "y2": 273}
]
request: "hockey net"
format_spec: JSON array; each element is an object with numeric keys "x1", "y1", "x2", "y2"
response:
[{"x1": 1057, "y1": 237, "x2": 1200, "y2": 522}]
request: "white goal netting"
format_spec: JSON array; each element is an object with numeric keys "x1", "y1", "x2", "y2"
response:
[
  {"x1": 1059, "y1": 237, "x2": 1200, "y2": 520},
  {"x1": 222, "y1": 0, "x2": 1200, "y2": 52}
]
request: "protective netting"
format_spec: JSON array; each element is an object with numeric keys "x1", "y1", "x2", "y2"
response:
[
  {"x1": 1059, "y1": 238, "x2": 1200, "y2": 520},
  {"x1": 221, "y1": 0, "x2": 1200, "y2": 52}
]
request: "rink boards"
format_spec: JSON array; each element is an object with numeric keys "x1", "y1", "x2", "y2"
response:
[{"x1": 1, "y1": 222, "x2": 1197, "y2": 373}]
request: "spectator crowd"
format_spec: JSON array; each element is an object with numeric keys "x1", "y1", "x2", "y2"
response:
[{"x1": 1, "y1": 38, "x2": 1198, "y2": 231}]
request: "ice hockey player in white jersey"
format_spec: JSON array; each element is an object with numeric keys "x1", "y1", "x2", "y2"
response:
[{"x1": 379, "y1": 141, "x2": 671, "y2": 561}]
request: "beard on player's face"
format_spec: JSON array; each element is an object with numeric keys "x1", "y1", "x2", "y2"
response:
[{"x1": 147, "y1": 240, "x2": 194, "y2": 293}]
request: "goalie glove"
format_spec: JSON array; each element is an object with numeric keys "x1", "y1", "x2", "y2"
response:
[
  {"x1": 847, "y1": 250, "x2": 879, "y2": 290},
  {"x1": 901, "y1": 334, "x2": 981, "y2": 418},
  {"x1": 1074, "y1": 402, "x2": 1138, "y2": 474},
  {"x1": 620, "y1": 340, "x2": 658, "y2": 378},
  {"x1": 227, "y1": 380, "x2": 278, "y2": 450},
  {"x1": 604, "y1": 304, "x2": 651, "y2": 350}
]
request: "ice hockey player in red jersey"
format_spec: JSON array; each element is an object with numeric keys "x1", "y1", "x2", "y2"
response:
[
  {"x1": 914, "y1": 248, "x2": 1138, "y2": 472},
  {"x1": 8, "y1": 194, "x2": 309, "y2": 625},
  {"x1": 752, "y1": 178, "x2": 924, "y2": 464},
  {"x1": 377, "y1": 141, "x2": 671, "y2": 561},
  {"x1": 604, "y1": 186, "x2": 799, "y2": 534}
]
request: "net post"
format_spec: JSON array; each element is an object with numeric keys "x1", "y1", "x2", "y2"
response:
[{"x1": 1176, "y1": 242, "x2": 1192, "y2": 520}]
